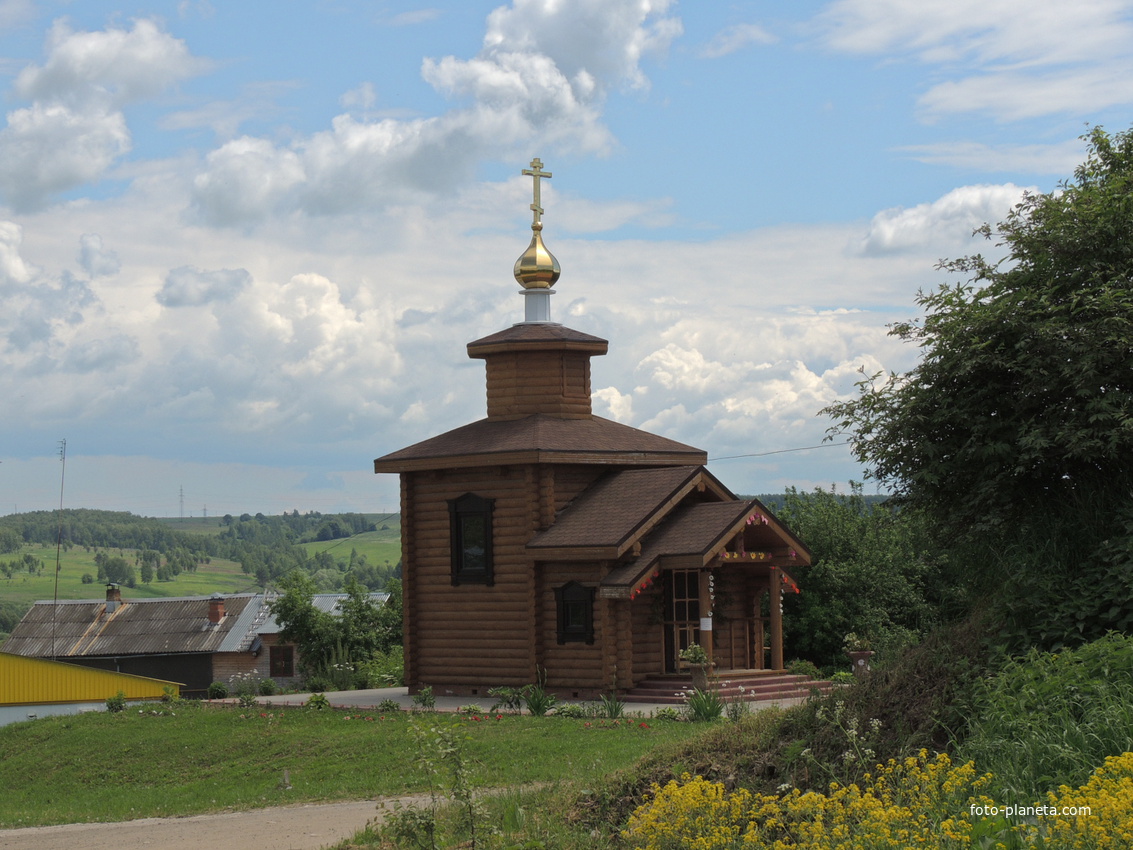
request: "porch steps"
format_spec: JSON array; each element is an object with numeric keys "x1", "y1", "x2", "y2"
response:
[{"x1": 621, "y1": 671, "x2": 833, "y2": 705}]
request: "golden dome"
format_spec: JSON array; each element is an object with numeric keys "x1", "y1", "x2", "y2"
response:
[{"x1": 514, "y1": 222, "x2": 560, "y2": 289}]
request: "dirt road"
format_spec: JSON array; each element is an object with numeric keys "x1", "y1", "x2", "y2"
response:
[{"x1": 0, "y1": 798, "x2": 404, "y2": 850}]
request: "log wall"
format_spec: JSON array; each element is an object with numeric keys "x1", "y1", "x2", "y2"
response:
[
  {"x1": 397, "y1": 461, "x2": 678, "y2": 695},
  {"x1": 484, "y1": 351, "x2": 593, "y2": 419}
]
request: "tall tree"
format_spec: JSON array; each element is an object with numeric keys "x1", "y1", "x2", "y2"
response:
[{"x1": 825, "y1": 126, "x2": 1133, "y2": 648}]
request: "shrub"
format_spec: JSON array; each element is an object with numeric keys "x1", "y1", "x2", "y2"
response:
[
  {"x1": 651, "y1": 707, "x2": 684, "y2": 722},
  {"x1": 488, "y1": 686, "x2": 526, "y2": 714},
  {"x1": 357, "y1": 645, "x2": 404, "y2": 687},
  {"x1": 258, "y1": 678, "x2": 277, "y2": 696},
  {"x1": 377, "y1": 698, "x2": 402, "y2": 713},
  {"x1": 960, "y1": 632, "x2": 1133, "y2": 798},
  {"x1": 553, "y1": 703, "x2": 590, "y2": 719},
  {"x1": 599, "y1": 692, "x2": 626, "y2": 719},
  {"x1": 624, "y1": 751, "x2": 997, "y2": 849},
  {"x1": 523, "y1": 672, "x2": 557, "y2": 717},
  {"x1": 787, "y1": 658, "x2": 823, "y2": 679},
  {"x1": 1026, "y1": 751, "x2": 1133, "y2": 849},
  {"x1": 105, "y1": 691, "x2": 127, "y2": 713},
  {"x1": 412, "y1": 686, "x2": 435, "y2": 711},
  {"x1": 305, "y1": 692, "x2": 331, "y2": 710},
  {"x1": 207, "y1": 681, "x2": 229, "y2": 700},
  {"x1": 683, "y1": 688, "x2": 723, "y2": 722}
]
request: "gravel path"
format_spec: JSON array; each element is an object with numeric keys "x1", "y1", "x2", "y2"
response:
[{"x1": 0, "y1": 798, "x2": 405, "y2": 850}]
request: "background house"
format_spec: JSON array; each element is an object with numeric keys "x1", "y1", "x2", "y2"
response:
[{"x1": 1, "y1": 585, "x2": 386, "y2": 696}]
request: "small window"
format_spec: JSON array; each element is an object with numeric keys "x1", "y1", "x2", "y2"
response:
[
  {"x1": 555, "y1": 582, "x2": 595, "y2": 644},
  {"x1": 448, "y1": 493, "x2": 494, "y2": 586},
  {"x1": 270, "y1": 644, "x2": 295, "y2": 678}
]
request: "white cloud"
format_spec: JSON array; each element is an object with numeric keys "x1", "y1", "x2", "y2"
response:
[
  {"x1": 0, "y1": 220, "x2": 34, "y2": 285},
  {"x1": 593, "y1": 385, "x2": 634, "y2": 422},
  {"x1": 340, "y1": 82, "x2": 377, "y2": 111},
  {"x1": 700, "y1": 23, "x2": 777, "y2": 59},
  {"x1": 482, "y1": 0, "x2": 681, "y2": 92},
  {"x1": 898, "y1": 139, "x2": 1086, "y2": 174},
  {"x1": 157, "y1": 265, "x2": 251, "y2": 307},
  {"x1": 161, "y1": 81, "x2": 296, "y2": 140},
  {"x1": 0, "y1": 0, "x2": 34, "y2": 28},
  {"x1": 77, "y1": 234, "x2": 120, "y2": 278},
  {"x1": 817, "y1": 0, "x2": 1133, "y2": 119},
  {"x1": 0, "y1": 103, "x2": 130, "y2": 211},
  {"x1": 63, "y1": 334, "x2": 140, "y2": 373},
  {"x1": 189, "y1": 0, "x2": 681, "y2": 225},
  {"x1": 0, "y1": 19, "x2": 207, "y2": 211},
  {"x1": 191, "y1": 136, "x2": 306, "y2": 225},
  {"x1": 859, "y1": 183, "x2": 1030, "y2": 255},
  {"x1": 15, "y1": 19, "x2": 206, "y2": 107},
  {"x1": 385, "y1": 9, "x2": 442, "y2": 27}
]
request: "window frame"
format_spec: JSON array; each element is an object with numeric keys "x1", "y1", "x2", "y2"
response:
[
  {"x1": 448, "y1": 493, "x2": 495, "y2": 586},
  {"x1": 270, "y1": 643, "x2": 295, "y2": 678},
  {"x1": 555, "y1": 581, "x2": 596, "y2": 644}
]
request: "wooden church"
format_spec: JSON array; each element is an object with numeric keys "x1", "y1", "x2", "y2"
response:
[{"x1": 374, "y1": 159, "x2": 810, "y2": 698}]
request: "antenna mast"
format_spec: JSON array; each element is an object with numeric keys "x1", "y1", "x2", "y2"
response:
[{"x1": 51, "y1": 439, "x2": 67, "y2": 660}]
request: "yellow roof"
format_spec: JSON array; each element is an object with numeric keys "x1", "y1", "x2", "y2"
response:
[{"x1": 0, "y1": 651, "x2": 181, "y2": 705}]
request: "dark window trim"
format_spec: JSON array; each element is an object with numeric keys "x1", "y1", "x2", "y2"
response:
[
  {"x1": 555, "y1": 581, "x2": 596, "y2": 644},
  {"x1": 270, "y1": 644, "x2": 295, "y2": 678},
  {"x1": 448, "y1": 493, "x2": 495, "y2": 586}
]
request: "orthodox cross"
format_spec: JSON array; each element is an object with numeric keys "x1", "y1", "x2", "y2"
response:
[{"x1": 522, "y1": 157, "x2": 551, "y2": 226}]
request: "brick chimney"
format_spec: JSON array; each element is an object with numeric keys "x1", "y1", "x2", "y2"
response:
[
  {"x1": 208, "y1": 593, "x2": 225, "y2": 624},
  {"x1": 105, "y1": 583, "x2": 121, "y2": 613}
]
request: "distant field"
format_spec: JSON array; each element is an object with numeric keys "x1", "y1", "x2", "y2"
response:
[
  {"x1": 0, "y1": 546, "x2": 256, "y2": 608},
  {"x1": 297, "y1": 518, "x2": 402, "y2": 571},
  {"x1": 0, "y1": 514, "x2": 402, "y2": 610}
]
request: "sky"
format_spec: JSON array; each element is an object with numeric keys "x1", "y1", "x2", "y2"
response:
[{"x1": 0, "y1": 0, "x2": 1130, "y2": 518}]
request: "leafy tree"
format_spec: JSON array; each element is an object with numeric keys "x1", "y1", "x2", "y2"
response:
[
  {"x1": 777, "y1": 485, "x2": 948, "y2": 669},
  {"x1": 825, "y1": 126, "x2": 1133, "y2": 649},
  {"x1": 0, "y1": 528, "x2": 21, "y2": 554},
  {"x1": 268, "y1": 572, "x2": 400, "y2": 676}
]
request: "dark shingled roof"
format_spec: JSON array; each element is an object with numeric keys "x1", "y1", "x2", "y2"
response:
[
  {"x1": 374, "y1": 413, "x2": 706, "y2": 471},
  {"x1": 635, "y1": 501, "x2": 759, "y2": 564},
  {"x1": 528, "y1": 466, "x2": 712, "y2": 553},
  {"x1": 467, "y1": 323, "x2": 608, "y2": 355}
]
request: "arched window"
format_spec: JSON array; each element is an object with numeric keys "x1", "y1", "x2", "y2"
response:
[
  {"x1": 448, "y1": 493, "x2": 494, "y2": 586},
  {"x1": 555, "y1": 581, "x2": 595, "y2": 644}
]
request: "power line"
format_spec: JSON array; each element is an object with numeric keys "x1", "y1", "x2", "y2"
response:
[{"x1": 710, "y1": 441, "x2": 851, "y2": 462}]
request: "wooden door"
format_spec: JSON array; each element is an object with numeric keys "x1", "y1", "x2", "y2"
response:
[{"x1": 663, "y1": 569, "x2": 701, "y2": 673}]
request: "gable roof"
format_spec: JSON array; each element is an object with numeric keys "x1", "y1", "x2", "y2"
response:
[
  {"x1": 527, "y1": 466, "x2": 734, "y2": 559},
  {"x1": 374, "y1": 413, "x2": 706, "y2": 473},
  {"x1": 1, "y1": 591, "x2": 389, "y2": 660},
  {"x1": 1, "y1": 595, "x2": 262, "y2": 659}
]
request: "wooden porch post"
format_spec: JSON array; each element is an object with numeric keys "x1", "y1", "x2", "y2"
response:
[
  {"x1": 769, "y1": 566, "x2": 783, "y2": 671},
  {"x1": 698, "y1": 569, "x2": 713, "y2": 665}
]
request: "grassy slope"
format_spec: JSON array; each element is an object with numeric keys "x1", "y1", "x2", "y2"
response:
[
  {"x1": 0, "y1": 514, "x2": 403, "y2": 609},
  {"x1": 296, "y1": 520, "x2": 402, "y2": 573},
  {"x1": 0, "y1": 704, "x2": 702, "y2": 828},
  {"x1": 0, "y1": 546, "x2": 255, "y2": 608}
]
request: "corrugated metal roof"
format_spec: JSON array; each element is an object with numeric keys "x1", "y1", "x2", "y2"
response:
[
  {"x1": 2, "y1": 591, "x2": 390, "y2": 660},
  {"x1": 2, "y1": 595, "x2": 259, "y2": 658}
]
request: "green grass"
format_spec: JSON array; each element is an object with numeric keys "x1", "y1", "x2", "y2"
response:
[
  {"x1": 0, "y1": 702, "x2": 703, "y2": 828},
  {"x1": 0, "y1": 517, "x2": 404, "y2": 610},
  {"x1": 0, "y1": 546, "x2": 256, "y2": 608},
  {"x1": 297, "y1": 522, "x2": 402, "y2": 571}
]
